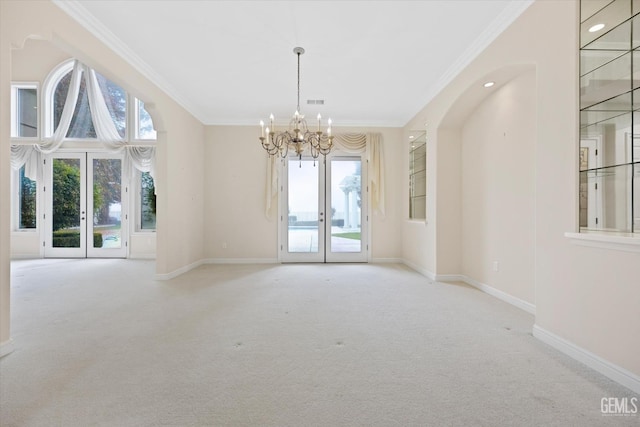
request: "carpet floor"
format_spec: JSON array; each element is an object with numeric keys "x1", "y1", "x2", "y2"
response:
[{"x1": 1, "y1": 259, "x2": 638, "y2": 426}]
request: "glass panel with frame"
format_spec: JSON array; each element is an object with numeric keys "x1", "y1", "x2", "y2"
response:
[
  {"x1": 16, "y1": 165, "x2": 37, "y2": 230},
  {"x1": 11, "y1": 85, "x2": 38, "y2": 138},
  {"x1": 287, "y1": 159, "x2": 321, "y2": 254},
  {"x1": 51, "y1": 157, "x2": 84, "y2": 249},
  {"x1": 136, "y1": 99, "x2": 157, "y2": 140},
  {"x1": 329, "y1": 158, "x2": 362, "y2": 253},
  {"x1": 140, "y1": 171, "x2": 156, "y2": 230},
  {"x1": 53, "y1": 70, "x2": 126, "y2": 139},
  {"x1": 409, "y1": 131, "x2": 426, "y2": 220},
  {"x1": 90, "y1": 157, "x2": 122, "y2": 249},
  {"x1": 579, "y1": 0, "x2": 640, "y2": 233}
]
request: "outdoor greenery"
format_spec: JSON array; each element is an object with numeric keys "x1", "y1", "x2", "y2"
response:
[
  {"x1": 52, "y1": 159, "x2": 81, "y2": 231},
  {"x1": 141, "y1": 171, "x2": 156, "y2": 229},
  {"x1": 52, "y1": 230, "x2": 103, "y2": 248},
  {"x1": 19, "y1": 167, "x2": 37, "y2": 229},
  {"x1": 52, "y1": 158, "x2": 121, "y2": 232}
]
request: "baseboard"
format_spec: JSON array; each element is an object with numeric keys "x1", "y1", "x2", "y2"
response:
[
  {"x1": 155, "y1": 259, "x2": 206, "y2": 280},
  {"x1": 533, "y1": 325, "x2": 640, "y2": 395},
  {"x1": 434, "y1": 274, "x2": 465, "y2": 282},
  {"x1": 10, "y1": 255, "x2": 40, "y2": 260},
  {"x1": 459, "y1": 275, "x2": 536, "y2": 315},
  {"x1": 401, "y1": 259, "x2": 435, "y2": 281},
  {"x1": 0, "y1": 339, "x2": 15, "y2": 358},
  {"x1": 204, "y1": 258, "x2": 278, "y2": 265},
  {"x1": 371, "y1": 258, "x2": 403, "y2": 264}
]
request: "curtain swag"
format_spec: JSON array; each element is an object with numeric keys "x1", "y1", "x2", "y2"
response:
[
  {"x1": 265, "y1": 132, "x2": 385, "y2": 219},
  {"x1": 10, "y1": 59, "x2": 156, "y2": 181}
]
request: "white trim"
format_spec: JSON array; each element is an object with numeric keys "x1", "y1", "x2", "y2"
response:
[
  {"x1": 154, "y1": 259, "x2": 206, "y2": 281},
  {"x1": 434, "y1": 274, "x2": 464, "y2": 282},
  {"x1": 565, "y1": 232, "x2": 640, "y2": 253},
  {"x1": 533, "y1": 325, "x2": 640, "y2": 395},
  {"x1": 204, "y1": 258, "x2": 278, "y2": 265},
  {"x1": 0, "y1": 339, "x2": 15, "y2": 358},
  {"x1": 457, "y1": 275, "x2": 536, "y2": 315},
  {"x1": 402, "y1": 259, "x2": 436, "y2": 281},
  {"x1": 51, "y1": 0, "x2": 208, "y2": 125}
]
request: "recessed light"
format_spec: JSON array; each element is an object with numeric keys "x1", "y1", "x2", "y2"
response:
[
  {"x1": 588, "y1": 23, "x2": 605, "y2": 33},
  {"x1": 483, "y1": 81, "x2": 495, "y2": 88},
  {"x1": 409, "y1": 135, "x2": 414, "y2": 139}
]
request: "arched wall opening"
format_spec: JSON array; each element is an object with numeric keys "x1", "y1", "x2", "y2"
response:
[
  {"x1": 9, "y1": 37, "x2": 163, "y2": 262},
  {"x1": 436, "y1": 63, "x2": 537, "y2": 307}
]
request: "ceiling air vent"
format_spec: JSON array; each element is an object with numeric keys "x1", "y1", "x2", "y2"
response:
[{"x1": 307, "y1": 99, "x2": 325, "y2": 105}]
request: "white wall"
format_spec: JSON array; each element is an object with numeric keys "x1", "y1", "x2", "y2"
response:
[
  {"x1": 404, "y1": 0, "x2": 640, "y2": 379},
  {"x1": 461, "y1": 70, "x2": 536, "y2": 304},
  {"x1": 204, "y1": 125, "x2": 403, "y2": 262}
]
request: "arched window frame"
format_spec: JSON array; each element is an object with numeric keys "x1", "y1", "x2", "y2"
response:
[{"x1": 42, "y1": 59, "x2": 156, "y2": 143}]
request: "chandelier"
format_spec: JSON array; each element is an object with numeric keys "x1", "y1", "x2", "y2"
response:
[{"x1": 259, "y1": 47, "x2": 334, "y2": 160}]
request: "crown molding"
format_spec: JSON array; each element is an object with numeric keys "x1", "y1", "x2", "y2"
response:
[
  {"x1": 412, "y1": 0, "x2": 534, "y2": 125},
  {"x1": 204, "y1": 118, "x2": 405, "y2": 128},
  {"x1": 51, "y1": 0, "x2": 209, "y2": 124}
]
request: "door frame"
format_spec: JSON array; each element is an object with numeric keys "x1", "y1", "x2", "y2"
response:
[
  {"x1": 278, "y1": 151, "x2": 370, "y2": 263},
  {"x1": 43, "y1": 150, "x2": 128, "y2": 258}
]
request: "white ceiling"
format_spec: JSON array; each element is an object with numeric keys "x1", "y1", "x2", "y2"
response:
[{"x1": 53, "y1": 0, "x2": 532, "y2": 128}]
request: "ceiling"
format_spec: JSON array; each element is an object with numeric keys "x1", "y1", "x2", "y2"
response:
[{"x1": 53, "y1": 0, "x2": 532, "y2": 128}]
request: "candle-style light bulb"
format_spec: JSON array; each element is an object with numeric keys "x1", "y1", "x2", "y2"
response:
[
  {"x1": 265, "y1": 126, "x2": 270, "y2": 135},
  {"x1": 328, "y1": 118, "x2": 332, "y2": 135},
  {"x1": 260, "y1": 120, "x2": 264, "y2": 137},
  {"x1": 270, "y1": 114, "x2": 274, "y2": 132},
  {"x1": 317, "y1": 113, "x2": 321, "y2": 131}
]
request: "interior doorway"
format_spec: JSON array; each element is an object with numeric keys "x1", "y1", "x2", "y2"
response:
[
  {"x1": 43, "y1": 151, "x2": 127, "y2": 258},
  {"x1": 280, "y1": 153, "x2": 368, "y2": 263}
]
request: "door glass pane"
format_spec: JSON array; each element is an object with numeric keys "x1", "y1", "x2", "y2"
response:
[
  {"x1": 18, "y1": 166, "x2": 37, "y2": 229},
  {"x1": 92, "y1": 158, "x2": 122, "y2": 248},
  {"x1": 288, "y1": 160, "x2": 319, "y2": 253},
  {"x1": 331, "y1": 159, "x2": 361, "y2": 253},
  {"x1": 52, "y1": 158, "x2": 81, "y2": 248}
]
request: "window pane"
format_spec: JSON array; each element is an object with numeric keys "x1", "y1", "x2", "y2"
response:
[
  {"x1": 331, "y1": 159, "x2": 361, "y2": 253},
  {"x1": 53, "y1": 70, "x2": 127, "y2": 139},
  {"x1": 93, "y1": 159, "x2": 122, "y2": 248},
  {"x1": 52, "y1": 158, "x2": 81, "y2": 247},
  {"x1": 137, "y1": 99, "x2": 157, "y2": 139},
  {"x1": 18, "y1": 166, "x2": 37, "y2": 229},
  {"x1": 96, "y1": 72, "x2": 126, "y2": 138},
  {"x1": 579, "y1": 164, "x2": 633, "y2": 232},
  {"x1": 141, "y1": 172, "x2": 156, "y2": 230},
  {"x1": 288, "y1": 160, "x2": 319, "y2": 253},
  {"x1": 17, "y1": 88, "x2": 37, "y2": 137}
]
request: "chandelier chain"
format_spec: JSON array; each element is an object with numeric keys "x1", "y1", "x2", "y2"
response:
[{"x1": 297, "y1": 51, "x2": 301, "y2": 113}]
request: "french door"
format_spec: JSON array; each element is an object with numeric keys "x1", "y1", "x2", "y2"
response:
[
  {"x1": 44, "y1": 152, "x2": 127, "y2": 258},
  {"x1": 281, "y1": 153, "x2": 368, "y2": 263}
]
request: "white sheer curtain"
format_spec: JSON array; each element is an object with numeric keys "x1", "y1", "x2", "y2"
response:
[
  {"x1": 264, "y1": 132, "x2": 385, "y2": 218},
  {"x1": 10, "y1": 59, "x2": 156, "y2": 179}
]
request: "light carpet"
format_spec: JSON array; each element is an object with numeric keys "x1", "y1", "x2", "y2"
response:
[{"x1": 1, "y1": 259, "x2": 638, "y2": 426}]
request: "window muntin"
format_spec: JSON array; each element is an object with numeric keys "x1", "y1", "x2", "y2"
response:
[{"x1": 11, "y1": 84, "x2": 38, "y2": 138}]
